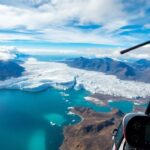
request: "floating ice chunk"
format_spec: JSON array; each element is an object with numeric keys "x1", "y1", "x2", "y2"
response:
[
  {"x1": 67, "y1": 111, "x2": 75, "y2": 115},
  {"x1": 68, "y1": 107, "x2": 74, "y2": 110},
  {"x1": 72, "y1": 119, "x2": 76, "y2": 123},
  {"x1": 60, "y1": 92, "x2": 69, "y2": 97},
  {"x1": 65, "y1": 99, "x2": 69, "y2": 103},
  {"x1": 108, "y1": 100, "x2": 113, "y2": 103},
  {"x1": 49, "y1": 122, "x2": 56, "y2": 126},
  {"x1": 44, "y1": 113, "x2": 66, "y2": 126}
]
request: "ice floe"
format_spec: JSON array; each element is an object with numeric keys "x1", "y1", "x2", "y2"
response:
[{"x1": 1, "y1": 58, "x2": 150, "y2": 99}]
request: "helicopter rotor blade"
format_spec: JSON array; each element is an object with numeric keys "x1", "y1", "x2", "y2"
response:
[{"x1": 120, "y1": 41, "x2": 150, "y2": 54}]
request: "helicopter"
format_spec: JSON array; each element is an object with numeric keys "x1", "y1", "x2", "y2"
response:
[{"x1": 112, "y1": 41, "x2": 150, "y2": 150}]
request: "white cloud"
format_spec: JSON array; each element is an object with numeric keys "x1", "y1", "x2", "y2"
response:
[
  {"x1": 0, "y1": 0, "x2": 148, "y2": 52},
  {"x1": 122, "y1": 44, "x2": 150, "y2": 59},
  {"x1": 18, "y1": 45, "x2": 150, "y2": 60},
  {"x1": 0, "y1": 0, "x2": 130, "y2": 45},
  {"x1": 0, "y1": 0, "x2": 128, "y2": 29},
  {"x1": 0, "y1": 46, "x2": 18, "y2": 60},
  {"x1": 1, "y1": 44, "x2": 150, "y2": 62},
  {"x1": 0, "y1": 0, "x2": 50, "y2": 8},
  {"x1": 0, "y1": 33, "x2": 36, "y2": 41},
  {"x1": 144, "y1": 24, "x2": 150, "y2": 29},
  {"x1": 40, "y1": 27, "x2": 121, "y2": 44}
]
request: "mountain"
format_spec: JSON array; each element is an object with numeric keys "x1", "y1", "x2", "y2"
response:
[
  {"x1": 135, "y1": 59, "x2": 150, "y2": 70},
  {"x1": 0, "y1": 61, "x2": 25, "y2": 80},
  {"x1": 65, "y1": 57, "x2": 150, "y2": 83}
]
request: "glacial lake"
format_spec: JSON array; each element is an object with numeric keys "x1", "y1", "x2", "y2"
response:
[{"x1": 0, "y1": 88, "x2": 134, "y2": 150}]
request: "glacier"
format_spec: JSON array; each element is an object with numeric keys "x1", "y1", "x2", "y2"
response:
[{"x1": 0, "y1": 58, "x2": 150, "y2": 98}]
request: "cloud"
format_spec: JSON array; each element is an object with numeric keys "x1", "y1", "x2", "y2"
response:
[
  {"x1": 1, "y1": 44, "x2": 150, "y2": 61},
  {"x1": 0, "y1": 33, "x2": 36, "y2": 41},
  {"x1": 0, "y1": 0, "x2": 149, "y2": 60},
  {"x1": 0, "y1": 0, "x2": 127, "y2": 29},
  {"x1": 0, "y1": 0, "x2": 148, "y2": 51},
  {"x1": 0, "y1": 46, "x2": 18, "y2": 61},
  {"x1": 0, "y1": 0, "x2": 50, "y2": 8},
  {"x1": 0, "y1": 2, "x2": 129, "y2": 45},
  {"x1": 39, "y1": 27, "x2": 121, "y2": 44},
  {"x1": 144, "y1": 24, "x2": 150, "y2": 29},
  {"x1": 122, "y1": 44, "x2": 150, "y2": 59},
  {"x1": 18, "y1": 44, "x2": 150, "y2": 60}
]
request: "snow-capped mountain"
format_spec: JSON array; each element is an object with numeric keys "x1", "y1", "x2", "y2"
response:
[
  {"x1": 0, "y1": 47, "x2": 25, "y2": 80},
  {"x1": 1, "y1": 48, "x2": 150, "y2": 98},
  {"x1": 0, "y1": 60, "x2": 25, "y2": 80},
  {"x1": 65, "y1": 57, "x2": 150, "y2": 83},
  {"x1": 135, "y1": 59, "x2": 150, "y2": 69}
]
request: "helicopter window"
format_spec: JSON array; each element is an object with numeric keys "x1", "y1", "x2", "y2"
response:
[{"x1": 114, "y1": 122, "x2": 124, "y2": 149}]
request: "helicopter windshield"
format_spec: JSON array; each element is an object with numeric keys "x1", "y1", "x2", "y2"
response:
[{"x1": 0, "y1": 1, "x2": 149, "y2": 150}]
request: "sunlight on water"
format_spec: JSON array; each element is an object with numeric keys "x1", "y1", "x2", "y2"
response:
[
  {"x1": 28, "y1": 130, "x2": 46, "y2": 150},
  {"x1": 0, "y1": 88, "x2": 135, "y2": 150}
]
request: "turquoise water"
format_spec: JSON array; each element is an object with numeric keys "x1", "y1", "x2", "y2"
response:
[
  {"x1": 109, "y1": 100, "x2": 134, "y2": 113},
  {"x1": 0, "y1": 88, "x2": 134, "y2": 150}
]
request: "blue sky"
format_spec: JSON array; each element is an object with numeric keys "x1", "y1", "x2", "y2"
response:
[{"x1": 0, "y1": 0, "x2": 149, "y2": 57}]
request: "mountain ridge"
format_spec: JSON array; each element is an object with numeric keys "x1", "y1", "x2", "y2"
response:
[
  {"x1": 65, "y1": 57, "x2": 150, "y2": 83},
  {"x1": 0, "y1": 60, "x2": 25, "y2": 80}
]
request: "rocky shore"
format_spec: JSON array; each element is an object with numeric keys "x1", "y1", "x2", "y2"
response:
[{"x1": 60, "y1": 107, "x2": 124, "y2": 150}]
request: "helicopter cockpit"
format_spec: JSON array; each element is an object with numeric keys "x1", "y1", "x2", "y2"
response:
[{"x1": 112, "y1": 41, "x2": 150, "y2": 150}]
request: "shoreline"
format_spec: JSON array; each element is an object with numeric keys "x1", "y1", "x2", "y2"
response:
[
  {"x1": 85, "y1": 93, "x2": 149, "y2": 107},
  {"x1": 60, "y1": 107, "x2": 124, "y2": 150},
  {"x1": 0, "y1": 85, "x2": 147, "y2": 150},
  {"x1": 0, "y1": 85, "x2": 149, "y2": 109}
]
